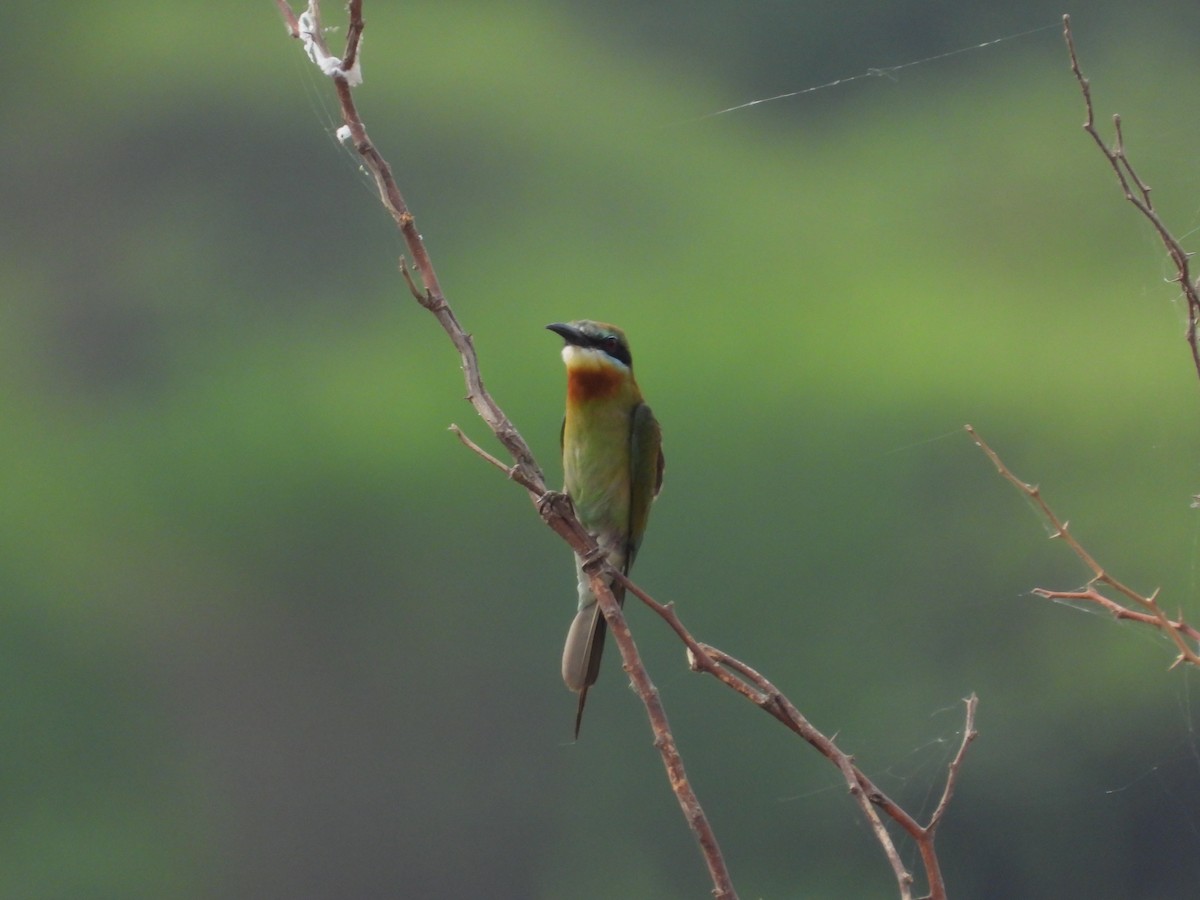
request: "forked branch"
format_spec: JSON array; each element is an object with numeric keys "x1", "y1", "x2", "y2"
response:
[
  {"x1": 616, "y1": 570, "x2": 978, "y2": 900},
  {"x1": 967, "y1": 425, "x2": 1200, "y2": 667}
]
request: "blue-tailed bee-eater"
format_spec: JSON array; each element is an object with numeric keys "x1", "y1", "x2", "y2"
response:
[{"x1": 547, "y1": 321, "x2": 664, "y2": 738}]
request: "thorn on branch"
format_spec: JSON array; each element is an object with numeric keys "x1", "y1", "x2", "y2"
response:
[{"x1": 398, "y1": 258, "x2": 432, "y2": 303}]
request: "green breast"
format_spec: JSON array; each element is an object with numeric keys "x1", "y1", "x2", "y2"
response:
[{"x1": 562, "y1": 399, "x2": 633, "y2": 539}]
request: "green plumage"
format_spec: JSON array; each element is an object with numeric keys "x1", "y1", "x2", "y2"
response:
[{"x1": 548, "y1": 321, "x2": 664, "y2": 738}]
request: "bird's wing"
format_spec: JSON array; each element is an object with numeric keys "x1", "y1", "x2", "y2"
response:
[{"x1": 625, "y1": 402, "x2": 663, "y2": 570}]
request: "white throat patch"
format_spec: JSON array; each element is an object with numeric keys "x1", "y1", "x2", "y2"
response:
[{"x1": 562, "y1": 344, "x2": 628, "y2": 371}]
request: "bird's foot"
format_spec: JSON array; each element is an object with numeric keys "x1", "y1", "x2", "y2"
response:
[
  {"x1": 536, "y1": 489, "x2": 572, "y2": 517},
  {"x1": 578, "y1": 544, "x2": 607, "y2": 573}
]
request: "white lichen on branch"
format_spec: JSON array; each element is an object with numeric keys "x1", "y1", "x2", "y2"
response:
[{"x1": 298, "y1": 4, "x2": 363, "y2": 85}]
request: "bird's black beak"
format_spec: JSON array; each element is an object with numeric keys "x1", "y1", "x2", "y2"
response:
[{"x1": 547, "y1": 322, "x2": 587, "y2": 346}]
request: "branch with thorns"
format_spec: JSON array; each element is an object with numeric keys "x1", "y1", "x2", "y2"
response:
[
  {"x1": 274, "y1": 4, "x2": 977, "y2": 897},
  {"x1": 1062, "y1": 14, "x2": 1200, "y2": 384},
  {"x1": 967, "y1": 426, "x2": 1200, "y2": 668},
  {"x1": 618, "y1": 568, "x2": 977, "y2": 900}
]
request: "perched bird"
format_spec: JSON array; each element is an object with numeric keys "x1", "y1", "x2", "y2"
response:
[{"x1": 547, "y1": 320, "x2": 664, "y2": 738}]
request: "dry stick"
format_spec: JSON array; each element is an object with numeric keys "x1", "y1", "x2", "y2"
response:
[
  {"x1": 965, "y1": 425, "x2": 1200, "y2": 667},
  {"x1": 277, "y1": 3, "x2": 736, "y2": 897},
  {"x1": 1035, "y1": 589, "x2": 1200, "y2": 646},
  {"x1": 273, "y1": 0, "x2": 300, "y2": 36},
  {"x1": 614, "y1": 570, "x2": 980, "y2": 900},
  {"x1": 1062, "y1": 14, "x2": 1200, "y2": 383}
]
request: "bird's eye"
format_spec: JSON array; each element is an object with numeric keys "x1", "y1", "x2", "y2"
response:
[{"x1": 602, "y1": 336, "x2": 619, "y2": 350}]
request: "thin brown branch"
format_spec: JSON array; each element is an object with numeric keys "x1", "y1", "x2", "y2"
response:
[
  {"x1": 924, "y1": 694, "x2": 978, "y2": 834},
  {"x1": 397, "y1": 258, "x2": 423, "y2": 302},
  {"x1": 614, "y1": 570, "x2": 978, "y2": 900},
  {"x1": 342, "y1": 0, "x2": 364, "y2": 73},
  {"x1": 1033, "y1": 588, "x2": 1200, "y2": 667},
  {"x1": 274, "y1": 4, "x2": 736, "y2": 896},
  {"x1": 273, "y1": 0, "x2": 301, "y2": 37},
  {"x1": 580, "y1": 570, "x2": 735, "y2": 898},
  {"x1": 966, "y1": 425, "x2": 1200, "y2": 666},
  {"x1": 1063, "y1": 14, "x2": 1200, "y2": 383}
]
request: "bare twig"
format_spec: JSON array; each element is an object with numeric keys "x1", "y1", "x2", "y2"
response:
[
  {"x1": 925, "y1": 695, "x2": 978, "y2": 834},
  {"x1": 966, "y1": 425, "x2": 1200, "y2": 667},
  {"x1": 449, "y1": 423, "x2": 536, "y2": 488},
  {"x1": 275, "y1": 3, "x2": 736, "y2": 896},
  {"x1": 614, "y1": 570, "x2": 978, "y2": 900},
  {"x1": 273, "y1": 0, "x2": 301, "y2": 37},
  {"x1": 1063, "y1": 14, "x2": 1200, "y2": 383}
]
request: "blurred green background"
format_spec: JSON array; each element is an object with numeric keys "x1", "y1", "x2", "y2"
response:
[{"x1": 5, "y1": 1, "x2": 1200, "y2": 897}]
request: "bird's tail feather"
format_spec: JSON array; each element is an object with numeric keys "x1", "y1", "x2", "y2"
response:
[{"x1": 562, "y1": 582, "x2": 625, "y2": 738}]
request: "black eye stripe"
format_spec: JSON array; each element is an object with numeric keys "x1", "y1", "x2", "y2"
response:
[{"x1": 596, "y1": 336, "x2": 631, "y2": 367}]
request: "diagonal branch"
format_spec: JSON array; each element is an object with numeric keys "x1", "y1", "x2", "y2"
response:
[
  {"x1": 273, "y1": 0, "x2": 301, "y2": 37},
  {"x1": 1063, "y1": 14, "x2": 1200, "y2": 384},
  {"x1": 966, "y1": 425, "x2": 1200, "y2": 667},
  {"x1": 275, "y1": 3, "x2": 735, "y2": 896},
  {"x1": 614, "y1": 570, "x2": 978, "y2": 900}
]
